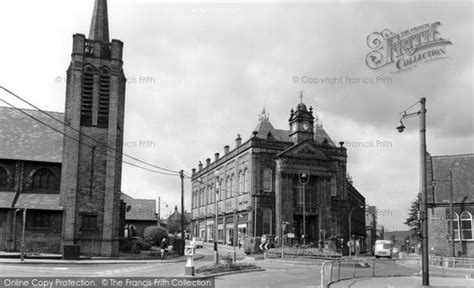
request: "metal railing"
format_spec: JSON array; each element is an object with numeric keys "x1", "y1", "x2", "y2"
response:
[
  {"x1": 321, "y1": 258, "x2": 420, "y2": 288},
  {"x1": 0, "y1": 234, "x2": 62, "y2": 258},
  {"x1": 320, "y1": 256, "x2": 474, "y2": 288}
]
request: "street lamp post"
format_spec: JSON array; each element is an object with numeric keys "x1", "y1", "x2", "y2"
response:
[
  {"x1": 348, "y1": 205, "x2": 364, "y2": 259},
  {"x1": 214, "y1": 171, "x2": 220, "y2": 265},
  {"x1": 233, "y1": 209, "x2": 237, "y2": 263},
  {"x1": 396, "y1": 97, "x2": 429, "y2": 286},
  {"x1": 180, "y1": 170, "x2": 185, "y2": 255},
  {"x1": 298, "y1": 170, "x2": 310, "y2": 245}
]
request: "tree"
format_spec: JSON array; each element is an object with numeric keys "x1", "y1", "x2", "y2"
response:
[{"x1": 405, "y1": 193, "x2": 422, "y2": 240}]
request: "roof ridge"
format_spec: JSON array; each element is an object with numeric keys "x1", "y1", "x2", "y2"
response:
[
  {"x1": 432, "y1": 153, "x2": 474, "y2": 158},
  {"x1": 0, "y1": 105, "x2": 64, "y2": 115}
]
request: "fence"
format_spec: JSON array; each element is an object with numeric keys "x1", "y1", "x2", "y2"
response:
[
  {"x1": 320, "y1": 256, "x2": 474, "y2": 288},
  {"x1": 0, "y1": 234, "x2": 62, "y2": 258}
]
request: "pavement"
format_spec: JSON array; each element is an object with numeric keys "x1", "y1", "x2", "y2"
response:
[
  {"x1": 330, "y1": 276, "x2": 474, "y2": 287},
  {"x1": 0, "y1": 254, "x2": 204, "y2": 264}
]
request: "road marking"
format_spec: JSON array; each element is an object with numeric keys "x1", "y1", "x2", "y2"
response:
[
  {"x1": 54, "y1": 267, "x2": 68, "y2": 270},
  {"x1": 95, "y1": 264, "x2": 161, "y2": 276}
]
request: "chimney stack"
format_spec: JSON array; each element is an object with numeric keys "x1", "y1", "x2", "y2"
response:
[
  {"x1": 206, "y1": 158, "x2": 211, "y2": 166},
  {"x1": 214, "y1": 153, "x2": 220, "y2": 162},
  {"x1": 198, "y1": 161, "x2": 203, "y2": 171},
  {"x1": 224, "y1": 145, "x2": 230, "y2": 155},
  {"x1": 235, "y1": 134, "x2": 242, "y2": 147}
]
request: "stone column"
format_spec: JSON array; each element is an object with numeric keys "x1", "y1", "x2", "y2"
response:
[{"x1": 275, "y1": 160, "x2": 282, "y2": 237}]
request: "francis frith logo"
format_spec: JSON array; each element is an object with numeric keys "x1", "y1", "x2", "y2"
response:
[{"x1": 366, "y1": 22, "x2": 452, "y2": 72}]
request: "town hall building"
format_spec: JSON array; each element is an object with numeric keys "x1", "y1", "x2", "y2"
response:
[{"x1": 190, "y1": 101, "x2": 366, "y2": 254}]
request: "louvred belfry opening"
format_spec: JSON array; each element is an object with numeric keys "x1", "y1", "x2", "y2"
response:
[
  {"x1": 81, "y1": 66, "x2": 94, "y2": 126},
  {"x1": 98, "y1": 68, "x2": 110, "y2": 127}
]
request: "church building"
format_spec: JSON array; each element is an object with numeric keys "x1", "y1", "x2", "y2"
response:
[
  {"x1": 190, "y1": 100, "x2": 366, "y2": 254},
  {"x1": 0, "y1": 0, "x2": 126, "y2": 257}
]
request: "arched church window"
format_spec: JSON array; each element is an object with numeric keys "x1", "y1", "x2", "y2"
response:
[
  {"x1": 98, "y1": 67, "x2": 110, "y2": 127},
  {"x1": 32, "y1": 168, "x2": 57, "y2": 190},
  {"x1": 461, "y1": 211, "x2": 473, "y2": 240},
  {"x1": 81, "y1": 65, "x2": 94, "y2": 126},
  {"x1": 0, "y1": 167, "x2": 8, "y2": 188},
  {"x1": 447, "y1": 212, "x2": 460, "y2": 240},
  {"x1": 263, "y1": 168, "x2": 272, "y2": 192}
]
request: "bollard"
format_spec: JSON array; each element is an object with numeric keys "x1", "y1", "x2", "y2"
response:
[
  {"x1": 372, "y1": 259, "x2": 375, "y2": 277},
  {"x1": 184, "y1": 246, "x2": 195, "y2": 276}
]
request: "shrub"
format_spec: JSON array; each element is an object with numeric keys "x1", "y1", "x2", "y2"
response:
[
  {"x1": 144, "y1": 226, "x2": 168, "y2": 246},
  {"x1": 196, "y1": 263, "x2": 260, "y2": 275},
  {"x1": 267, "y1": 247, "x2": 341, "y2": 258}
]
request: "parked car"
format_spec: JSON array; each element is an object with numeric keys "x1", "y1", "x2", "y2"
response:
[{"x1": 190, "y1": 237, "x2": 204, "y2": 248}]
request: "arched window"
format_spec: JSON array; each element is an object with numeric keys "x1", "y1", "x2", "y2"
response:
[
  {"x1": 200, "y1": 189, "x2": 204, "y2": 207},
  {"x1": 263, "y1": 208, "x2": 272, "y2": 235},
  {"x1": 210, "y1": 184, "x2": 215, "y2": 203},
  {"x1": 263, "y1": 168, "x2": 272, "y2": 192},
  {"x1": 244, "y1": 169, "x2": 249, "y2": 193},
  {"x1": 238, "y1": 171, "x2": 244, "y2": 195},
  {"x1": 219, "y1": 179, "x2": 224, "y2": 200},
  {"x1": 230, "y1": 175, "x2": 236, "y2": 197},
  {"x1": 226, "y1": 176, "x2": 231, "y2": 198},
  {"x1": 461, "y1": 211, "x2": 473, "y2": 240},
  {"x1": 31, "y1": 168, "x2": 57, "y2": 190},
  {"x1": 0, "y1": 167, "x2": 8, "y2": 188}
]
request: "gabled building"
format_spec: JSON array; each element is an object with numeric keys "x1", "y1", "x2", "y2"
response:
[
  {"x1": 190, "y1": 101, "x2": 366, "y2": 254},
  {"x1": 122, "y1": 193, "x2": 157, "y2": 238},
  {"x1": 427, "y1": 153, "x2": 474, "y2": 257}
]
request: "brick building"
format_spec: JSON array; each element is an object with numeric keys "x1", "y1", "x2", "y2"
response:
[
  {"x1": 122, "y1": 193, "x2": 157, "y2": 238},
  {"x1": 427, "y1": 153, "x2": 474, "y2": 257},
  {"x1": 190, "y1": 101, "x2": 366, "y2": 254},
  {"x1": 0, "y1": 0, "x2": 126, "y2": 257}
]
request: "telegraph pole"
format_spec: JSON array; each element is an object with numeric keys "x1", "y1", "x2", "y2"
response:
[{"x1": 180, "y1": 170, "x2": 185, "y2": 255}]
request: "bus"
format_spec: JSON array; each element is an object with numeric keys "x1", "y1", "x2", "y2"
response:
[{"x1": 374, "y1": 240, "x2": 393, "y2": 258}]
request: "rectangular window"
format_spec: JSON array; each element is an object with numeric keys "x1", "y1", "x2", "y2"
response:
[
  {"x1": 26, "y1": 211, "x2": 51, "y2": 229},
  {"x1": 81, "y1": 214, "x2": 98, "y2": 231}
]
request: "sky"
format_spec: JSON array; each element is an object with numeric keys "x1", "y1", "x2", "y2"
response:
[{"x1": 0, "y1": 0, "x2": 472, "y2": 230}]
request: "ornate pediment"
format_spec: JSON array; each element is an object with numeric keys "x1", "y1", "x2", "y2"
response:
[{"x1": 276, "y1": 140, "x2": 331, "y2": 160}]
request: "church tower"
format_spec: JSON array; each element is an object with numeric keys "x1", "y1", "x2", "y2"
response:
[
  {"x1": 60, "y1": 0, "x2": 126, "y2": 257},
  {"x1": 288, "y1": 94, "x2": 315, "y2": 144}
]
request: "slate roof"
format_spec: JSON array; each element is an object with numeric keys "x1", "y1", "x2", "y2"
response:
[
  {"x1": 253, "y1": 118, "x2": 336, "y2": 146},
  {"x1": 429, "y1": 154, "x2": 474, "y2": 204},
  {"x1": 121, "y1": 193, "x2": 157, "y2": 221},
  {"x1": 0, "y1": 106, "x2": 64, "y2": 163},
  {"x1": 0, "y1": 192, "x2": 16, "y2": 208},
  {"x1": 15, "y1": 194, "x2": 62, "y2": 210}
]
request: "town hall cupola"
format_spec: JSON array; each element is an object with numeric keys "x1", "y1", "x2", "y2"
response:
[{"x1": 288, "y1": 93, "x2": 315, "y2": 144}]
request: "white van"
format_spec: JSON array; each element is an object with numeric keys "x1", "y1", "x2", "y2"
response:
[{"x1": 374, "y1": 240, "x2": 393, "y2": 258}]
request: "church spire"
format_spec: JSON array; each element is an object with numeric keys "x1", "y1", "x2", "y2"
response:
[{"x1": 88, "y1": 0, "x2": 110, "y2": 42}]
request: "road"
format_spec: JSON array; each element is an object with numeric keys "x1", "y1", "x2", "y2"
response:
[{"x1": 2, "y1": 245, "x2": 467, "y2": 288}]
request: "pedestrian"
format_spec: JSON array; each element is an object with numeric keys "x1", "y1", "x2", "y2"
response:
[{"x1": 160, "y1": 237, "x2": 168, "y2": 260}]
